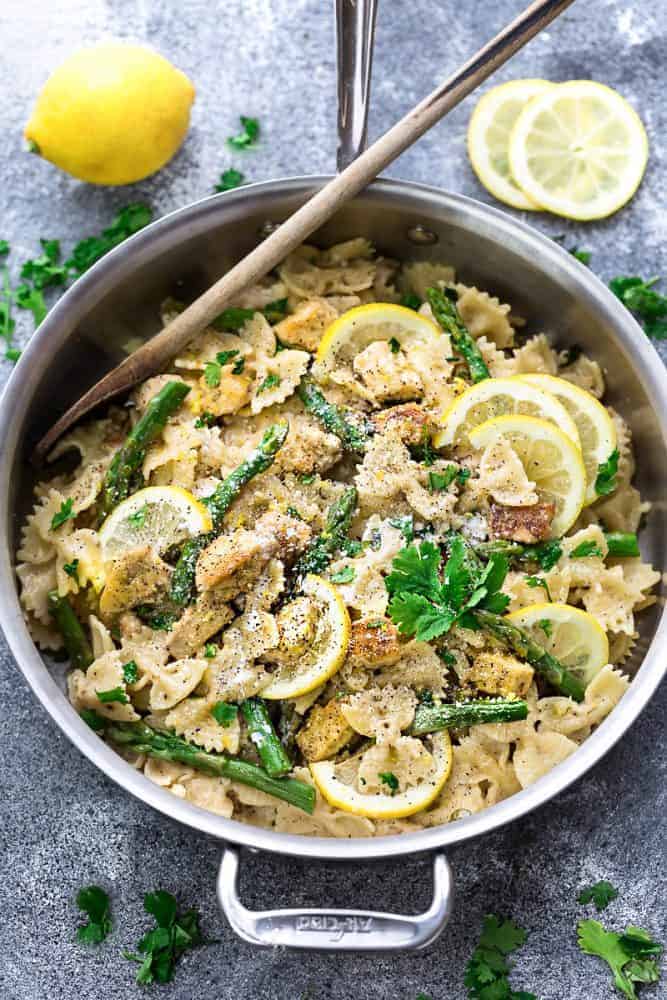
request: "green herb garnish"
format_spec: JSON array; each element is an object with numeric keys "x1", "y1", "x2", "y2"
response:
[
  {"x1": 203, "y1": 361, "x2": 221, "y2": 387},
  {"x1": 257, "y1": 373, "x2": 281, "y2": 394},
  {"x1": 227, "y1": 116, "x2": 260, "y2": 150},
  {"x1": 63, "y1": 559, "x2": 80, "y2": 581},
  {"x1": 127, "y1": 504, "x2": 148, "y2": 529},
  {"x1": 216, "y1": 349, "x2": 240, "y2": 365},
  {"x1": 595, "y1": 449, "x2": 620, "y2": 497},
  {"x1": 610, "y1": 276, "x2": 667, "y2": 339},
  {"x1": 571, "y1": 540, "x2": 604, "y2": 558},
  {"x1": 465, "y1": 914, "x2": 535, "y2": 999},
  {"x1": 204, "y1": 643, "x2": 218, "y2": 658},
  {"x1": 331, "y1": 565, "x2": 355, "y2": 584},
  {"x1": 211, "y1": 702, "x2": 237, "y2": 727},
  {"x1": 578, "y1": 880, "x2": 619, "y2": 912},
  {"x1": 122, "y1": 660, "x2": 139, "y2": 684},
  {"x1": 80, "y1": 709, "x2": 105, "y2": 731},
  {"x1": 194, "y1": 411, "x2": 216, "y2": 428},
  {"x1": 428, "y1": 467, "x2": 458, "y2": 492},
  {"x1": 214, "y1": 168, "x2": 245, "y2": 192},
  {"x1": 123, "y1": 890, "x2": 206, "y2": 985},
  {"x1": 378, "y1": 771, "x2": 399, "y2": 794},
  {"x1": 578, "y1": 919, "x2": 662, "y2": 999},
  {"x1": 66, "y1": 204, "x2": 152, "y2": 277},
  {"x1": 75, "y1": 885, "x2": 112, "y2": 945},
  {"x1": 400, "y1": 293, "x2": 421, "y2": 310},
  {"x1": 96, "y1": 687, "x2": 129, "y2": 705},
  {"x1": 525, "y1": 575, "x2": 552, "y2": 601},
  {"x1": 50, "y1": 498, "x2": 75, "y2": 531}
]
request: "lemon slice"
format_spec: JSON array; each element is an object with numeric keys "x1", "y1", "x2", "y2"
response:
[
  {"x1": 99, "y1": 486, "x2": 212, "y2": 562},
  {"x1": 507, "y1": 603, "x2": 609, "y2": 687},
  {"x1": 434, "y1": 376, "x2": 580, "y2": 450},
  {"x1": 468, "y1": 414, "x2": 586, "y2": 536},
  {"x1": 508, "y1": 81, "x2": 648, "y2": 221},
  {"x1": 467, "y1": 79, "x2": 554, "y2": 210},
  {"x1": 310, "y1": 731, "x2": 452, "y2": 819},
  {"x1": 262, "y1": 575, "x2": 350, "y2": 700},
  {"x1": 517, "y1": 374, "x2": 617, "y2": 505},
  {"x1": 313, "y1": 303, "x2": 442, "y2": 380}
]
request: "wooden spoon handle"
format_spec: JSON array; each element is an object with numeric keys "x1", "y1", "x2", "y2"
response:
[{"x1": 37, "y1": 0, "x2": 574, "y2": 458}]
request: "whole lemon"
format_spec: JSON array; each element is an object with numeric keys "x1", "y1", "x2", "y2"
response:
[{"x1": 25, "y1": 43, "x2": 195, "y2": 185}]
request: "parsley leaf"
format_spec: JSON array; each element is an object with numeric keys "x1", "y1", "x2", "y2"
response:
[
  {"x1": 127, "y1": 504, "x2": 148, "y2": 529},
  {"x1": 578, "y1": 880, "x2": 619, "y2": 912},
  {"x1": 428, "y1": 466, "x2": 458, "y2": 492},
  {"x1": 203, "y1": 361, "x2": 221, "y2": 387},
  {"x1": 194, "y1": 410, "x2": 216, "y2": 428},
  {"x1": 216, "y1": 349, "x2": 240, "y2": 366},
  {"x1": 577, "y1": 919, "x2": 662, "y2": 1000},
  {"x1": 212, "y1": 307, "x2": 255, "y2": 331},
  {"x1": 124, "y1": 890, "x2": 206, "y2": 985},
  {"x1": 66, "y1": 204, "x2": 152, "y2": 277},
  {"x1": 211, "y1": 702, "x2": 237, "y2": 727},
  {"x1": 63, "y1": 558, "x2": 79, "y2": 581},
  {"x1": 5, "y1": 347, "x2": 21, "y2": 363},
  {"x1": 465, "y1": 914, "x2": 535, "y2": 999},
  {"x1": 610, "y1": 276, "x2": 667, "y2": 339},
  {"x1": 378, "y1": 771, "x2": 399, "y2": 794},
  {"x1": 537, "y1": 618, "x2": 553, "y2": 638},
  {"x1": 596, "y1": 448, "x2": 619, "y2": 497},
  {"x1": 122, "y1": 660, "x2": 139, "y2": 684},
  {"x1": 14, "y1": 283, "x2": 48, "y2": 325},
  {"x1": 204, "y1": 643, "x2": 218, "y2": 658},
  {"x1": 135, "y1": 606, "x2": 176, "y2": 631},
  {"x1": 388, "y1": 514, "x2": 415, "y2": 542},
  {"x1": 20, "y1": 238, "x2": 68, "y2": 289},
  {"x1": 386, "y1": 536, "x2": 509, "y2": 641},
  {"x1": 96, "y1": 687, "x2": 129, "y2": 705},
  {"x1": 0, "y1": 240, "x2": 9, "y2": 256},
  {"x1": 257, "y1": 373, "x2": 281, "y2": 394},
  {"x1": 389, "y1": 336, "x2": 400, "y2": 353},
  {"x1": 50, "y1": 497, "x2": 75, "y2": 530},
  {"x1": 75, "y1": 885, "x2": 112, "y2": 945},
  {"x1": 214, "y1": 168, "x2": 245, "y2": 192},
  {"x1": 400, "y1": 293, "x2": 421, "y2": 310},
  {"x1": 330, "y1": 565, "x2": 356, "y2": 584},
  {"x1": 263, "y1": 298, "x2": 289, "y2": 323},
  {"x1": 525, "y1": 575, "x2": 552, "y2": 601},
  {"x1": 571, "y1": 540, "x2": 604, "y2": 558},
  {"x1": 523, "y1": 539, "x2": 563, "y2": 572},
  {"x1": 232, "y1": 357, "x2": 245, "y2": 375},
  {"x1": 227, "y1": 115, "x2": 260, "y2": 150}
]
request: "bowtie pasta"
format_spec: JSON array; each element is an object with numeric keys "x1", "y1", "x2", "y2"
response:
[{"x1": 17, "y1": 238, "x2": 660, "y2": 836}]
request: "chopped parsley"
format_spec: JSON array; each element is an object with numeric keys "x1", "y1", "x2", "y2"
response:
[
  {"x1": 525, "y1": 575, "x2": 552, "y2": 601},
  {"x1": 553, "y1": 236, "x2": 592, "y2": 266},
  {"x1": 216, "y1": 349, "x2": 240, "y2": 366},
  {"x1": 0, "y1": 240, "x2": 9, "y2": 256},
  {"x1": 212, "y1": 307, "x2": 254, "y2": 331},
  {"x1": 578, "y1": 919, "x2": 662, "y2": 999},
  {"x1": 299, "y1": 473, "x2": 316, "y2": 485},
  {"x1": 385, "y1": 534, "x2": 509, "y2": 641},
  {"x1": 410, "y1": 428, "x2": 437, "y2": 466},
  {"x1": 523, "y1": 539, "x2": 563, "y2": 572},
  {"x1": 5, "y1": 347, "x2": 21, "y2": 363},
  {"x1": 214, "y1": 168, "x2": 245, "y2": 192},
  {"x1": 330, "y1": 565, "x2": 355, "y2": 584},
  {"x1": 537, "y1": 618, "x2": 553, "y2": 638},
  {"x1": 341, "y1": 537, "x2": 364, "y2": 557},
  {"x1": 66, "y1": 204, "x2": 152, "y2": 278},
  {"x1": 378, "y1": 771, "x2": 399, "y2": 794},
  {"x1": 571, "y1": 540, "x2": 604, "y2": 558},
  {"x1": 400, "y1": 293, "x2": 421, "y2": 310},
  {"x1": 194, "y1": 410, "x2": 216, "y2": 428},
  {"x1": 75, "y1": 885, "x2": 112, "y2": 945},
  {"x1": 50, "y1": 497, "x2": 75, "y2": 531},
  {"x1": 96, "y1": 687, "x2": 129, "y2": 705},
  {"x1": 263, "y1": 298, "x2": 289, "y2": 323},
  {"x1": 465, "y1": 914, "x2": 535, "y2": 999},
  {"x1": 203, "y1": 361, "x2": 221, "y2": 387},
  {"x1": 286, "y1": 506, "x2": 304, "y2": 520},
  {"x1": 63, "y1": 559, "x2": 79, "y2": 581},
  {"x1": 578, "y1": 880, "x2": 619, "y2": 912},
  {"x1": 127, "y1": 504, "x2": 148, "y2": 529},
  {"x1": 122, "y1": 660, "x2": 139, "y2": 684},
  {"x1": 204, "y1": 643, "x2": 218, "y2": 658},
  {"x1": 211, "y1": 702, "x2": 238, "y2": 727},
  {"x1": 14, "y1": 282, "x2": 48, "y2": 326},
  {"x1": 610, "y1": 276, "x2": 667, "y2": 339},
  {"x1": 428, "y1": 466, "x2": 458, "y2": 492},
  {"x1": 123, "y1": 890, "x2": 206, "y2": 985},
  {"x1": 388, "y1": 514, "x2": 415, "y2": 542},
  {"x1": 134, "y1": 606, "x2": 176, "y2": 631},
  {"x1": 80, "y1": 709, "x2": 105, "y2": 731},
  {"x1": 438, "y1": 648, "x2": 456, "y2": 666},
  {"x1": 595, "y1": 449, "x2": 620, "y2": 497},
  {"x1": 227, "y1": 115, "x2": 260, "y2": 150},
  {"x1": 232, "y1": 357, "x2": 245, "y2": 375},
  {"x1": 389, "y1": 336, "x2": 400, "y2": 354},
  {"x1": 257, "y1": 373, "x2": 281, "y2": 394},
  {"x1": 20, "y1": 238, "x2": 68, "y2": 289}
]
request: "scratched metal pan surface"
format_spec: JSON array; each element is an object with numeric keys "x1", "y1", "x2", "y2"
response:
[{"x1": 0, "y1": 177, "x2": 666, "y2": 952}]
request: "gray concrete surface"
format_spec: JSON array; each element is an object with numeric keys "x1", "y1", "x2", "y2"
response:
[{"x1": 0, "y1": 1, "x2": 665, "y2": 998}]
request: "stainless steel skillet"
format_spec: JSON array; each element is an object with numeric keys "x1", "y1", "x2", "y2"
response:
[{"x1": 0, "y1": 1, "x2": 665, "y2": 952}]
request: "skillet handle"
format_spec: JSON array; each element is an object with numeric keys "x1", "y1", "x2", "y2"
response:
[
  {"x1": 335, "y1": 0, "x2": 378, "y2": 170},
  {"x1": 217, "y1": 845, "x2": 454, "y2": 951}
]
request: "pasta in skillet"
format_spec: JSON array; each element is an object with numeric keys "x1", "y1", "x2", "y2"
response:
[{"x1": 16, "y1": 238, "x2": 660, "y2": 836}]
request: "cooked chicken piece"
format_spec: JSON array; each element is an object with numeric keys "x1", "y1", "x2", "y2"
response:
[
  {"x1": 371, "y1": 404, "x2": 434, "y2": 447},
  {"x1": 99, "y1": 546, "x2": 172, "y2": 619},
  {"x1": 296, "y1": 699, "x2": 355, "y2": 762},
  {"x1": 489, "y1": 502, "x2": 555, "y2": 543},
  {"x1": 255, "y1": 510, "x2": 313, "y2": 560},
  {"x1": 467, "y1": 650, "x2": 534, "y2": 698},
  {"x1": 195, "y1": 528, "x2": 274, "y2": 596},
  {"x1": 198, "y1": 371, "x2": 251, "y2": 417},
  {"x1": 352, "y1": 341, "x2": 423, "y2": 402},
  {"x1": 347, "y1": 618, "x2": 403, "y2": 667},
  {"x1": 274, "y1": 297, "x2": 338, "y2": 352},
  {"x1": 167, "y1": 589, "x2": 234, "y2": 659},
  {"x1": 274, "y1": 417, "x2": 342, "y2": 475}
]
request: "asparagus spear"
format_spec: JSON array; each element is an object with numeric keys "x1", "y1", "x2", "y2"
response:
[
  {"x1": 241, "y1": 698, "x2": 292, "y2": 778},
  {"x1": 473, "y1": 608, "x2": 586, "y2": 702},
  {"x1": 170, "y1": 421, "x2": 289, "y2": 606},
  {"x1": 99, "y1": 380, "x2": 191, "y2": 518},
  {"x1": 103, "y1": 719, "x2": 316, "y2": 813},
  {"x1": 298, "y1": 377, "x2": 372, "y2": 453},
  {"x1": 426, "y1": 287, "x2": 490, "y2": 384},
  {"x1": 475, "y1": 532, "x2": 640, "y2": 566},
  {"x1": 291, "y1": 485, "x2": 358, "y2": 581},
  {"x1": 48, "y1": 590, "x2": 94, "y2": 671},
  {"x1": 411, "y1": 698, "x2": 528, "y2": 735}
]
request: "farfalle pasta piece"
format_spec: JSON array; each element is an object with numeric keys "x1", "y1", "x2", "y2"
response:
[
  {"x1": 274, "y1": 297, "x2": 338, "y2": 353},
  {"x1": 340, "y1": 684, "x2": 416, "y2": 745},
  {"x1": 68, "y1": 651, "x2": 140, "y2": 722},
  {"x1": 148, "y1": 657, "x2": 208, "y2": 711},
  {"x1": 165, "y1": 696, "x2": 241, "y2": 754},
  {"x1": 478, "y1": 437, "x2": 538, "y2": 506},
  {"x1": 357, "y1": 737, "x2": 434, "y2": 793},
  {"x1": 513, "y1": 731, "x2": 578, "y2": 787},
  {"x1": 455, "y1": 284, "x2": 515, "y2": 349},
  {"x1": 250, "y1": 348, "x2": 310, "y2": 414},
  {"x1": 402, "y1": 261, "x2": 455, "y2": 300},
  {"x1": 560, "y1": 354, "x2": 605, "y2": 398}
]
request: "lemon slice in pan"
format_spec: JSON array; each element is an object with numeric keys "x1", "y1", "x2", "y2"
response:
[
  {"x1": 99, "y1": 486, "x2": 212, "y2": 562},
  {"x1": 507, "y1": 602, "x2": 609, "y2": 687}
]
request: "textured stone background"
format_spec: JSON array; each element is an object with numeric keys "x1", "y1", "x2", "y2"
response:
[{"x1": 0, "y1": 1, "x2": 665, "y2": 998}]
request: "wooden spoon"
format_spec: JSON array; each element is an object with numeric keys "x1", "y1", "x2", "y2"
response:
[{"x1": 36, "y1": 0, "x2": 575, "y2": 458}]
